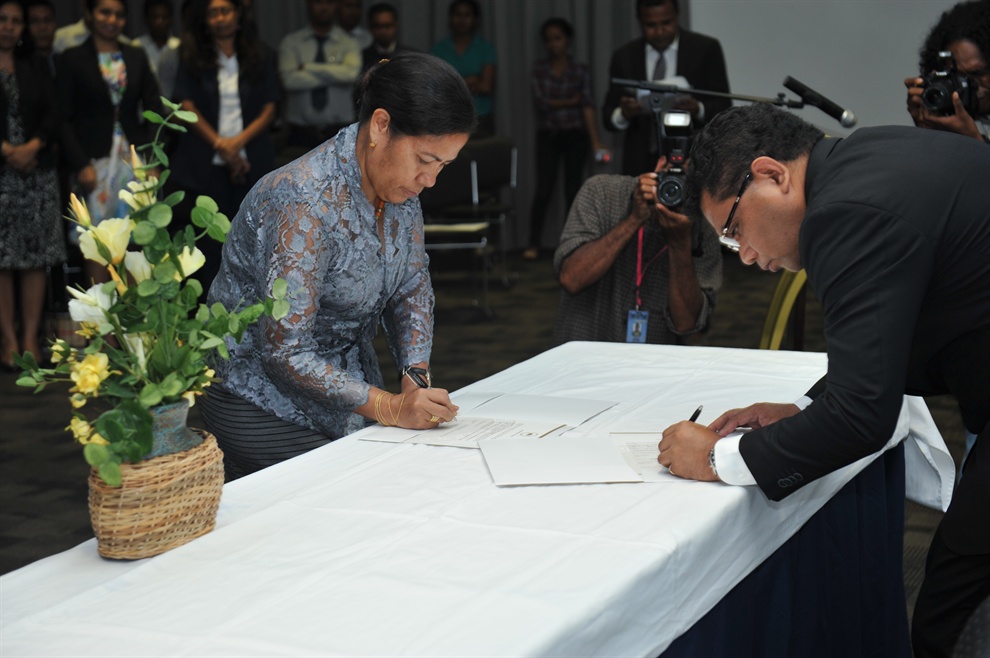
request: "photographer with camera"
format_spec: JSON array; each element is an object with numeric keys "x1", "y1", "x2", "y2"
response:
[
  {"x1": 904, "y1": 0, "x2": 990, "y2": 142},
  {"x1": 552, "y1": 121, "x2": 721, "y2": 346}
]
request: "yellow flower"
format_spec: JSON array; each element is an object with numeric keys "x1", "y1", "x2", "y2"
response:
[
  {"x1": 67, "y1": 417, "x2": 93, "y2": 443},
  {"x1": 174, "y1": 246, "x2": 206, "y2": 280},
  {"x1": 69, "y1": 193, "x2": 92, "y2": 228},
  {"x1": 70, "y1": 393, "x2": 88, "y2": 409},
  {"x1": 78, "y1": 218, "x2": 135, "y2": 266},
  {"x1": 183, "y1": 391, "x2": 198, "y2": 407},
  {"x1": 130, "y1": 145, "x2": 145, "y2": 181},
  {"x1": 70, "y1": 353, "x2": 111, "y2": 395},
  {"x1": 86, "y1": 431, "x2": 109, "y2": 446}
]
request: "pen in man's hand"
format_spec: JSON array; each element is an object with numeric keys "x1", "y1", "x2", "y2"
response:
[{"x1": 689, "y1": 405, "x2": 703, "y2": 423}]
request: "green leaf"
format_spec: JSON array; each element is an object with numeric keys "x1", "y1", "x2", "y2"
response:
[
  {"x1": 152, "y1": 143, "x2": 169, "y2": 168},
  {"x1": 157, "y1": 169, "x2": 171, "y2": 190},
  {"x1": 161, "y1": 97, "x2": 181, "y2": 112},
  {"x1": 137, "y1": 279, "x2": 161, "y2": 296},
  {"x1": 184, "y1": 278, "x2": 203, "y2": 299},
  {"x1": 195, "y1": 196, "x2": 219, "y2": 213},
  {"x1": 272, "y1": 278, "x2": 288, "y2": 299},
  {"x1": 84, "y1": 443, "x2": 111, "y2": 467},
  {"x1": 216, "y1": 342, "x2": 230, "y2": 360},
  {"x1": 16, "y1": 375, "x2": 37, "y2": 387},
  {"x1": 162, "y1": 190, "x2": 185, "y2": 207},
  {"x1": 160, "y1": 375, "x2": 185, "y2": 398},
  {"x1": 272, "y1": 299, "x2": 290, "y2": 320},
  {"x1": 143, "y1": 110, "x2": 164, "y2": 124},
  {"x1": 173, "y1": 109, "x2": 198, "y2": 123},
  {"x1": 190, "y1": 206, "x2": 212, "y2": 228},
  {"x1": 139, "y1": 385, "x2": 164, "y2": 407},
  {"x1": 163, "y1": 122, "x2": 188, "y2": 133},
  {"x1": 148, "y1": 204, "x2": 172, "y2": 228},
  {"x1": 98, "y1": 462, "x2": 122, "y2": 488},
  {"x1": 153, "y1": 260, "x2": 178, "y2": 283},
  {"x1": 133, "y1": 220, "x2": 158, "y2": 245},
  {"x1": 199, "y1": 335, "x2": 224, "y2": 350}
]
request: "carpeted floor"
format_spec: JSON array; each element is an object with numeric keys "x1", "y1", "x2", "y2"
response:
[{"x1": 0, "y1": 249, "x2": 966, "y2": 628}]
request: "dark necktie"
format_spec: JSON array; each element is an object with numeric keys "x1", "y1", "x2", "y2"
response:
[
  {"x1": 652, "y1": 51, "x2": 667, "y2": 81},
  {"x1": 312, "y1": 35, "x2": 328, "y2": 111}
]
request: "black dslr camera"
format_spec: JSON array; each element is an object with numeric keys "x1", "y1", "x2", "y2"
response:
[
  {"x1": 921, "y1": 51, "x2": 980, "y2": 117},
  {"x1": 655, "y1": 111, "x2": 692, "y2": 209}
]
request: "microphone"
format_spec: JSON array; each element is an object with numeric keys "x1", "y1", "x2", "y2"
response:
[{"x1": 783, "y1": 76, "x2": 857, "y2": 128}]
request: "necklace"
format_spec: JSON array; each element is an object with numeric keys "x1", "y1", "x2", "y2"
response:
[{"x1": 374, "y1": 199, "x2": 385, "y2": 220}]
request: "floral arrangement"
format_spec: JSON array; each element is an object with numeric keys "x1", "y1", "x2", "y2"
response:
[{"x1": 16, "y1": 99, "x2": 287, "y2": 487}]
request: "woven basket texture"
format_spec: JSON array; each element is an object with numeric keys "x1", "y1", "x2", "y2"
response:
[{"x1": 88, "y1": 431, "x2": 224, "y2": 560}]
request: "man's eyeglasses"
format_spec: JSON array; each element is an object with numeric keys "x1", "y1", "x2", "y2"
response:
[{"x1": 719, "y1": 173, "x2": 751, "y2": 253}]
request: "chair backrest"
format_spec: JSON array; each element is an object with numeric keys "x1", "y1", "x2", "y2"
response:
[
  {"x1": 759, "y1": 269, "x2": 808, "y2": 350},
  {"x1": 418, "y1": 151, "x2": 477, "y2": 217},
  {"x1": 464, "y1": 135, "x2": 516, "y2": 197}
]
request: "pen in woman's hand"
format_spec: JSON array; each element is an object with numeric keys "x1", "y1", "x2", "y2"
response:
[{"x1": 689, "y1": 405, "x2": 703, "y2": 423}]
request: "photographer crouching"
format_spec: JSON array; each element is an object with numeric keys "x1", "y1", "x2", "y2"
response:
[{"x1": 905, "y1": 0, "x2": 990, "y2": 142}]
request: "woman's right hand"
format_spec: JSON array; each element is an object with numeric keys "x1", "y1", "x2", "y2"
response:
[
  {"x1": 77, "y1": 164, "x2": 97, "y2": 193},
  {"x1": 394, "y1": 387, "x2": 459, "y2": 429}
]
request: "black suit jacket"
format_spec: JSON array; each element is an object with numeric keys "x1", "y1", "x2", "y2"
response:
[
  {"x1": 169, "y1": 46, "x2": 280, "y2": 194},
  {"x1": 740, "y1": 127, "x2": 990, "y2": 554},
  {"x1": 55, "y1": 38, "x2": 162, "y2": 173},
  {"x1": 602, "y1": 32, "x2": 730, "y2": 175},
  {"x1": 1, "y1": 54, "x2": 59, "y2": 170}
]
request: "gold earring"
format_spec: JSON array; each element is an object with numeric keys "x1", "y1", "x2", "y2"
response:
[{"x1": 370, "y1": 141, "x2": 377, "y2": 148}]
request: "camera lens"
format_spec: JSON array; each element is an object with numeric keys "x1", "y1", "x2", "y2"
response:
[
  {"x1": 657, "y1": 177, "x2": 683, "y2": 209},
  {"x1": 922, "y1": 83, "x2": 952, "y2": 114}
]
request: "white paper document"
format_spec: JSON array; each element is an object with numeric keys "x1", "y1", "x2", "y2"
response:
[
  {"x1": 359, "y1": 393, "x2": 616, "y2": 448},
  {"x1": 480, "y1": 435, "x2": 644, "y2": 486},
  {"x1": 610, "y1": 432, "x2": 669, "y2": 482}
]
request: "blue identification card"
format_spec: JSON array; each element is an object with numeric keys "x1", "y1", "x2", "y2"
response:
[{"x1": 626, "y1": 310, "x2": 649, "y2": 343}]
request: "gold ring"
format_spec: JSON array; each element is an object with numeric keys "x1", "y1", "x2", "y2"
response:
[{"x1": 429, "y1": 415, "x2": 440, "y2": 423}]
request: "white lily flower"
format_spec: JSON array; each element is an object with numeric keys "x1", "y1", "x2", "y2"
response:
[
  {"x1": 67, "y1": 284, "x2": 117, "y2": 335},
  {"x1": 123, "y1": 251, "x2": 152, "y2": 283},
  {"x1": 174, "y1": 246, "x2": 206, "y2": 280},
  {"x1": 78, "y1": 218, "x2": 135, "y2": 266}
]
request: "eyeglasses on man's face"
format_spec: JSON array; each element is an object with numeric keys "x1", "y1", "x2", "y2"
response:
[{"x1": 719, "y1": 173, "x2": 752, "y2": 253}]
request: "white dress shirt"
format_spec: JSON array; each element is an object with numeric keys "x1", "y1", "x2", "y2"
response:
[{"x1": 278, "y1": 25, "x2": 362, "y2": 126}]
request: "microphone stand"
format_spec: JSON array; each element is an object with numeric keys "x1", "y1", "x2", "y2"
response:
[{"x1": 612, "y1": 78, "x2": 807, "y2": 156}]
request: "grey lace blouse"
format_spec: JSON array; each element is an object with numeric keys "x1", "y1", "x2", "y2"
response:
[{"x1": 207, "y1": 123, "x2": 435, "y2": 439}]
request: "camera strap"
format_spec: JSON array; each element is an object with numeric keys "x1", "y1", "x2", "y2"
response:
[{"x1": 634, "y1": 226, "x2": 669, "y2": 310}]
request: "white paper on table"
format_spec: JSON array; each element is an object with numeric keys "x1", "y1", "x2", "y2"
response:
[
  {"x1": 480, "y1": 435, "x2": 644, "y2": 486},
  {"x1": 409, "y1": 417, "x2": 565, "y2": 449},
  {"x1": 468, "y1": 393, "x2": 617, "y2": 426},
  {"x1": 611, "y1": 432, "x2": 669, "y2": 482}
]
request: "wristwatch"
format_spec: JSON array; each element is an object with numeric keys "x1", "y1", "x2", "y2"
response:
[
  {"x1": 402, "y1": 365, "x2": 431, "y2": 388},
  {"x1": 708, "y1": 445, "x2": 719, "y2": 479}
]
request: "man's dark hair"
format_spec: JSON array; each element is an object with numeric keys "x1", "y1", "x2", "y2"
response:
[
  {"x1": 637, "y1": 0, "x2": 678, "y2": 16},
  {"x1": 143, "y1": 0, "x2": 172, "y2": 17},
  {"x1": 919, "y1": 0, "x2": 990, "y2": 73},
  {"x1": 356, "y1": 52, "x2": 476, "y2": 137},
  {"x1": 540, "y1": 16, "x2": 574, "y2": 41},
  {"x1": 367, "y1": 2, "x2": 396, "y2": 22},
  {"x1": 26, "y1": 0, "x2": 55, "y2": 13},
  {"x1": 448, "y1": 0, "x2": 479, "y2": 19},
  {"x1": 684, "y1": 104, "x2": 824, "y2": 219}
]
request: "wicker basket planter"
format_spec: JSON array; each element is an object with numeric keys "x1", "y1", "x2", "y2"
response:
[{"x1": 88, "y1": 431, "x2": 224, "y2": 560}]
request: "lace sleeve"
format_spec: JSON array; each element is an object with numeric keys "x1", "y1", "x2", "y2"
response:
[{"x1": 381, "y1": 203, "x2": 434, "y2": 373}]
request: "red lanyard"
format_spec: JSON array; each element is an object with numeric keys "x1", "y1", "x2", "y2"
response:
[{"x1": 634, "y1": 226, "x2": 669, "y2": 309}]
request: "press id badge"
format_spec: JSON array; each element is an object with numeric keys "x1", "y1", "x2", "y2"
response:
[{"x1": 626, "y1": 310, "x2": 649, "y2": 343}]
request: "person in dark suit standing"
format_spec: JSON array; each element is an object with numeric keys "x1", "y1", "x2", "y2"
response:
[
  {"x1": 658, "y1": 103, "x2": 990, "y2": 658},
  {"x1": 56, "y1": 0, "x2": 162, "y2": 284},
  {"x1": 602, "y1": 0, "x2": 730, "y2": 175},
  {"x1": 360, "y1": 2, "x2": 414, "y2": 73}
]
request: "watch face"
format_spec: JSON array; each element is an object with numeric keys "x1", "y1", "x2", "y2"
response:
[{"x1": 403, "y1": 366, "x2": 431, "y2": 388}]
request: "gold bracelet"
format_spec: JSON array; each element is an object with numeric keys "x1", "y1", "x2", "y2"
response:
[
  {"x1": 375, "y1": 391, "x2": 391, "y2": 426},
  {"x1": 389, "y1": 392, "x2": 405, "y2": 427}
]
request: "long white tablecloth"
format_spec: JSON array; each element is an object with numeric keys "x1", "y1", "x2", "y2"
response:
[{"x1": 0, "y1": 343, "x2": 948, "y2": 657}]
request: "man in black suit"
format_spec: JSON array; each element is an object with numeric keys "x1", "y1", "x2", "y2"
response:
[
  {"x1": 658, "y1": 103, "x2": 989, "y2": 658},
  {"x1": 360, "y1": 2, "x2": 415, "y2": 73},
  {"x1": 602, "y1": 0, "x2": 730, "y2": 175}
]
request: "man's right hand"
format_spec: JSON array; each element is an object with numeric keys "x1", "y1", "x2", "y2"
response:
[{"x1": 708, "y1": 402, "x2": 801, "y2": 436}]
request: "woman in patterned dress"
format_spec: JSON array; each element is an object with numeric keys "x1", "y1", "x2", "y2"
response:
[{"x1": 0, "y1": 0, "x2": 65, "y2": 368}]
